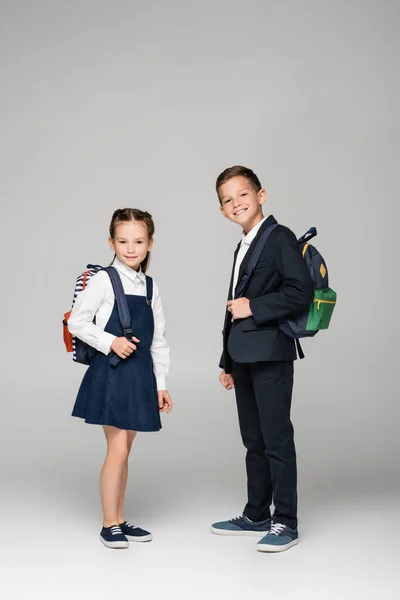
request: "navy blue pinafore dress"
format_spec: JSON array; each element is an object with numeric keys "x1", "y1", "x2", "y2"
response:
[{"x1": 72, "y1": 277, "x2": 161, "y2": 432}]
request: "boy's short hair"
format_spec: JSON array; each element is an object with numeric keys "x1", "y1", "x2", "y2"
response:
[{"x1": 216, "y1": 165, "x2": 262, "y2": 204}]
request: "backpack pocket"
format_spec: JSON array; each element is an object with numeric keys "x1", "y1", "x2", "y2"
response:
[{"x1": 306, "y1": 288, "x2": 337, "y2": 331}]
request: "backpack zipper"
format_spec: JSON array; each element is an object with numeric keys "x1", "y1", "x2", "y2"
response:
[{"x1": 313, "y1": 298, "x2": 336, "y2": 310}]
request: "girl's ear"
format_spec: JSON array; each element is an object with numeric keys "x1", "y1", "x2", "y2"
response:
[
  {"x1": 148, "y1": 238, "x2": 154, "y2": 251},
  {"x1": 108, "y1": 236, "x2": 115, "y2": 251}
]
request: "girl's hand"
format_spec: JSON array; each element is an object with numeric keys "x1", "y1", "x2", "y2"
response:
[
  {"x1": 219, "y1": 370, "x2": 235, "y2": 390},
  {"x1": 111, "y1": 336, "x2": 140, "y2": 359},
  {"x1": 158, "y1": 390, "x2": 173, "y2": 413}
]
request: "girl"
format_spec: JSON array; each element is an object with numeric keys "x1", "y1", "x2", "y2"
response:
[{"x1": 68, "y1": 208, "x2": 172, "y2": 549}]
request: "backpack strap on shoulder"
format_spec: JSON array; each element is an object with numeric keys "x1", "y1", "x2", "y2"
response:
[
  {"x1": 145, "y1": 276, "x2": 153, "y2": 305},
  {"x1": 78, "y1": 264, "x2": 103, "y2": 293},
  {"x1": 235, "y1": 223, "x2": 279, "y2": 298},
  {"x1": 102, "y1": 266, "x2": 133, "y2": 367}
]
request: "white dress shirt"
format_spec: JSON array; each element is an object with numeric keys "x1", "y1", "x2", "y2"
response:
[
  {"x1": 68, "y1": 256, "x2": 170, "y2": 390},
  {"x1": 232, "y1": 217, "x2": 268, "y2": 297}
]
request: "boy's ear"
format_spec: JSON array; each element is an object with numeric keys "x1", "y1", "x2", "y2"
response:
[
  {"x1": 108, "y1": 237, "x2": 115, "y2": 251},
  {"x1": 219, "y1": 204, "x2": 227, "y2": 217},
  {"x1": 258, "y1": 188, "x2": 267, "y2": 206}
]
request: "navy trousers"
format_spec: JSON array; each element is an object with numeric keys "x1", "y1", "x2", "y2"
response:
[{"x1": 232, "y1": 360, "x2": 297, "y2": 529}]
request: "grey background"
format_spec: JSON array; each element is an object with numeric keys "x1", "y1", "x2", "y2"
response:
[{"x1": 1, "y1": 1, "x2": 399, "y2": 598}]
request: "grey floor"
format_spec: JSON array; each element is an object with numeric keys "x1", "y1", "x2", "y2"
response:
[
  {"x1": 2, "y1": 371, "x2": 400, "y2": 599},
  {"x1": 3, "y1": 456, "x2": 400, "y2": 599}
]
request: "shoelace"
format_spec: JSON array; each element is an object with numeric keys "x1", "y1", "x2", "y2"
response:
[
  {"x1": 267, "y1": 523, "x2": 286, "y2": 536},
  {"x1": 110, "y1": 526, "x2": 123, "y2": 536},
  {"x1": 125, "y1": 521, "x2": 137, "y2": 529},
  {"x1": 230, "y1": 516, "x2": 244, "y2": 522}
]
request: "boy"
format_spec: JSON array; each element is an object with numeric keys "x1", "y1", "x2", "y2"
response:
[{"x1": 211, "y1": 166, "x2": 313, "y2": 552}]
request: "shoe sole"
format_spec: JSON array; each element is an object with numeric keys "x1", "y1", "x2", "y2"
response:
[
  {"x1": 210, "y1": 525, "x2": 268, "y2": 537},
  {"x1": 125, "y1": 533, "x2": 153, "y2": 542},
  {"x1": 100, "y1": 536, "x2": 129, "y2": 549},
  {"x1": 257, "y1": 539, "x2": 299, "y2": 553}
]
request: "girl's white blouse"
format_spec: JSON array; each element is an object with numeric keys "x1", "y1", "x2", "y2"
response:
[{"x1": 68, "y1": 257, "x2": 170, "y2": 390}]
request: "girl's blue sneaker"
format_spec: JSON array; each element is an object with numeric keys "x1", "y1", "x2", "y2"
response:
[
  {"x1": 257, "y1": 522, "x2": 299, "y2": 552},
  {"x1": 119, "y1": 521, "x2": 153, "y2": 542},
  {"x1": 211, "y1": 515, "x2": 272, "y2": 537},
  {"x1": 100, "y1": 525, "x2": 129, "y2": 549}
]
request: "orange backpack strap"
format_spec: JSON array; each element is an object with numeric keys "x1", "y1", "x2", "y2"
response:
[{"x1": 63, "y1": 310, "x2": 73, "y2": 352}]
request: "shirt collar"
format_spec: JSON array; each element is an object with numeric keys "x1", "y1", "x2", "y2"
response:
[
  {"x1": 112, "y1": 256, "x2": 146, "y2": 283},
  {"x1": 241, "y1": 216, "x2": 268, "y2": 246}
]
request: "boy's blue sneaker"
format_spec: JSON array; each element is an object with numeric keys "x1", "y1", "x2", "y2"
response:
[
  {"x1": 119, "y1": 521, "x2": 153, "y2": 542},
  {"x1": 100, "y1": 525, "x2": 129, "y2": 549},
  {"x1": 257, "y1": 522, "x2": 299, "y2": 552},
  {"x1": 211, "y1": 515, "x2": 272, "y2": 537}
]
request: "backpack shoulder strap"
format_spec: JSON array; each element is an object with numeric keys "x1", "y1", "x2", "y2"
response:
[
  {"x1": 145, "y1": 276, "x2": 153, "y2": 305},
  {"x1": 102, "y1": 266, "x2": 133, "y2": 367},
  {"x1": 295, "y1": 338, "x2": 305, "y2": 359},
  {"x1": 102, "y1": 267, "x2": 131, "y2": 332},
  {"x1": 235, "y1": 223, "x2": 279, "y2": 298}
]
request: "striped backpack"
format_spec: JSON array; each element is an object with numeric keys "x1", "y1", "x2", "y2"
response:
[
  {"x1": 235, "y1": 225, "x2": 337, "y2": 358},
  {"x1": 63, "y1": 264, "x2": 137, "y2": 366}
]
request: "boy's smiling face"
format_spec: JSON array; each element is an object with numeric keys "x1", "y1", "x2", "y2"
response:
[{"x1": 218, "y1": 176, "x2": 266, "y2": 234}]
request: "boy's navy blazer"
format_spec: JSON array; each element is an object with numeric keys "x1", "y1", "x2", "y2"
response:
[{"x1": 220, "y1": 215, "x2": 314, "y2": 374}]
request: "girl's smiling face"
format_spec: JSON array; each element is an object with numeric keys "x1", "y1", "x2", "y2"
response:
[{"x1": 109, "y1": 220, "x2": 153, "y2": 271}]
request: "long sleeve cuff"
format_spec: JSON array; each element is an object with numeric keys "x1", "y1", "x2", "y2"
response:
[
  {"x1": 97, "y1": 331, "x2": 116, "y2": 355},
  {"x1": 156, "y1": 376, "x2": 167, "y2": 391}
]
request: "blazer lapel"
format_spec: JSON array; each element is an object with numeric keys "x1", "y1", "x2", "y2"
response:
[
  {"x1": 234, "y1": 215, "x2": 277, "y2": 297},
  {"x1": 228, "y1": 241, "x2": 241, "y2": 300},
  {"x1": 222, "y1": 242, "x2": 241, "y2": 339}
]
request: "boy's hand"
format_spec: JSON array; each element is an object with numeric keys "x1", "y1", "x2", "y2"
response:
[
  {"x1": 111, "y1": 336, "x2": 140, "y2": 359},
  {"x1": 158, "y1": 390, "x2": 173, "y2": 413},
  {"x1": 219, "y1": 370, "x2": 234, "y2": 390},
  {"x1": 227, "y1": 298, "x2": 252, "y2": 320}
]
